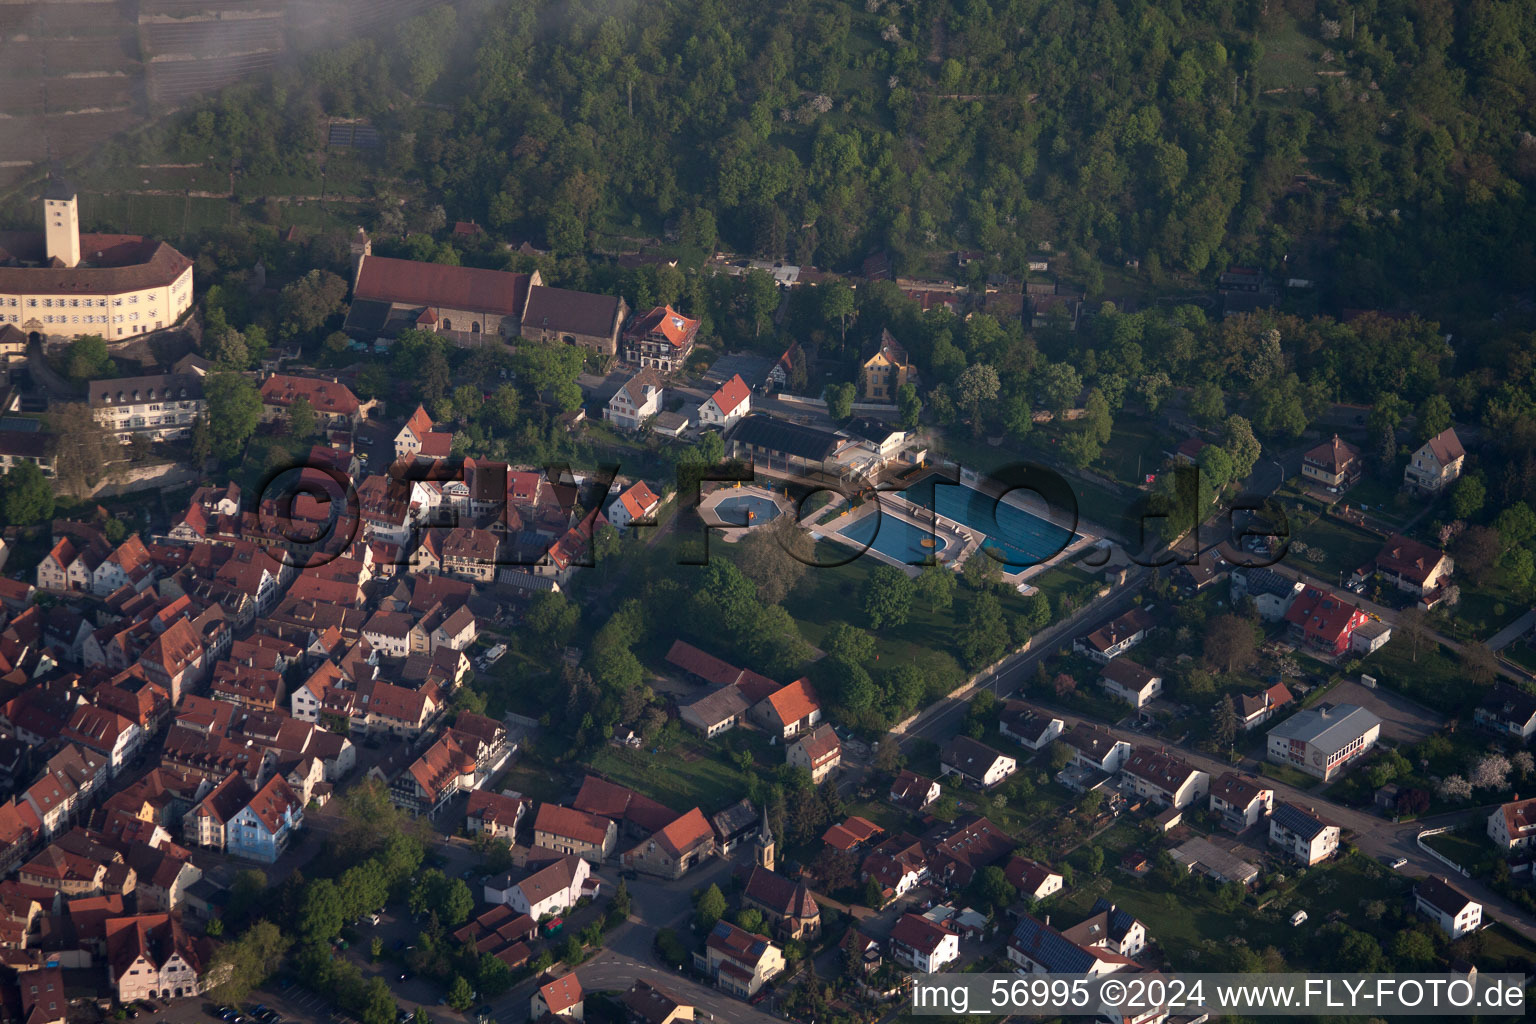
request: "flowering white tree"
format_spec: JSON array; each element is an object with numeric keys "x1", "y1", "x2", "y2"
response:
[
  {"x1": 1437, "y1": 774, "x2": 1473, "y2": 801},
  {"x1": 1514, "y1": 750, "x2": 1535, "y2": 781},
  {"x1": 1470, "y1": 754, "x2": 1512, "y2": 791}
]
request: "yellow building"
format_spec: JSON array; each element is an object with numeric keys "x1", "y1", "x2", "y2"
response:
[
  {"x1": 0, "y1": 182, "x2": 193, "y2": 343},
  {"x1": 860, "y1": 328, "x2": 916, "y2": 402}
]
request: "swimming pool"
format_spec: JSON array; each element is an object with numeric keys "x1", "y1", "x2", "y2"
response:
[
  {"x1": 901, "y1": 477, "x2": 1073, "y2": 567},
  {"x1": 838, "y1": 511, "x2": 951, "y2": 564},
  {"x1": 713, "y1": 494, "x2": 783, "y2": 526}
]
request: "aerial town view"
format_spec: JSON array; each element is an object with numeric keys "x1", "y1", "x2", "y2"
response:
[{"x1": 0, "y1": 0, "x2": 1534, "y2": 1022}]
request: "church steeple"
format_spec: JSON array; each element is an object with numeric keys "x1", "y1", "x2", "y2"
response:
[{"x1": 753, "y1": 805, "x2": 775, "y2": 872}]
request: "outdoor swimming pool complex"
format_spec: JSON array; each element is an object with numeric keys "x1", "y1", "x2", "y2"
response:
[
  {"x1": 713, "y1": 493, "x2": 783, "y2": 526},
  {"x1": 839, "y1": 478, "x2": 1075, "y2": 567}
]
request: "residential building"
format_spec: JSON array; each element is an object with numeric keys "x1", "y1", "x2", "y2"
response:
[
  {"x1": 742, "y1": 866, "x2": 820, "y2": 941},
  {"x1": 1487, "y1": 797, "x2": 1536, "y2": 851},
  {"x1": 1209, "y1": 773, "x2": 1274, "y2": 832},
  {"x1": 17, "y1": 968, "x2": 66, "y2": 1024},
  {"x1": 88, "y1": 374, "x2": 204, "y2": 443},
  {"x1": 786, "y1": 724, "x2": 841, "y2": 785},
  {"x1": 1414, "y1": 876, "x2": 1482, "y2": 939},
  {"x1": 521, "y1": 285, "x2": 628, "y2": 357},
  {"x1": 1236, "y1": 682, "x2": 1293, "y2": 731},
  {"x1": 1268, "y1": 803, "x2": 1340, "y2": 866},
  {"x1": 0, "y1": 429, "x2": 56, "y2": 477},
  {"x1": 1099, "y1": 659, "x2": 1163, "y2": 709},
  {"x1": 1121, "y1": 748, "x2": 1208, "y2": 809},
  {"x1": 888, "y1": 770, "x2": 940, "y2": 812},
  {"x1": 1074, "y1": 609, "x2": 1155, "y2": 663},
  {"x1": 530, "y1": 971, "x2": 584, "y2": 1021},
  {"x1": 607, "y1": 481, "x2": 661, "y2": 532},
  {"x1": 1266, "y1": 703, "x2": 1381, "y2": 781},
  {"x1": 532, "y1": 804, "x2": 617, "y2": 863},
  {"x1": 1060, "y1": 723, "x2": 1131, "y2": 773},
  {"x1": 752, "y1": 678, "x2": 822, "y2": 738},
  {"x1": 606, "y1": 369, "x2": 664, "y2": 431},
  {"x1": 1302, "y1": 434, "x2": 1362, "y2": 491},
  {"x1": 1368, "y1": 535, "x2": 1453, "y2": 598},
  {"x1": 861, "y1": 834, "x2": 930, "y2": 903},
  {"x1": 620, "y1": 980, "x2": 693, "y2": 1024},
  {"x1": 889, "y1": 913, "x2": 960, "y2": 973},
  {"x1": 1230, "y1": 568, "x2": 1304, "y2": 622},
  {"x1": 998, "y1": 702, "x2": 1063, "y2": 750},
  {"x1": 394, "y1": 405, "x2": 452, "y2": 462},
  {"x1": 939, "y1": 736, "x2": 1017, "y2": 789},
  {"x1": 621, "y1": 808, "x2": 716, "y2": 880},
  {"x1": 860, "y1": 329, "x2": 915, "y2": 402},
  {"x1": 226, "y1": 774, "x2": 302, "y2": 863},
  {"x1": 1003, "y1": 856, "x2": 1063, "y2": 902},
  {"x1": 467, "y1": 791, "x2": 528, "y2": 842},
  {"x1": 1404, "y1": 427, "x2": 1465, "y2": 495},
  {"x1": 926, "y1": 815, "x2": 1014, "y2": 888},
  {"x1": 698, "y1": 374, "x2": 751, "y2": 430},
  {"x1": 258, "y1": 375, "x2": 361, "y2": 433},
  {"x1": 105, "y1": 913, "x2": 209, "y2": 1001},
  {"x1": 488, "y1": 855, "x2": 590, "y2": 920},
  {"x1": 1007, "y1": 903, "x2": 1145, "y2": 976},
  {"x1": 0, "y1": 187, "x2": 194, "y2": 342},
  {"x1": 391, "y1": 733, "x2": 478, "y2": 818},
  {"x1": 822, "y1": 816, "x2": 883, "y2": 855},
  {"x1": 60, "y1": 705, "x2": 142, "y2": 778},
  {"x1": 699, "y1": 920, "x2": 784, "y2": 999},
  {"x1": 1284, "y1": 587, "x2": 1370, "y2": 657},
  {"x1": 440, "y1": 527, "x2": 500, "y2": 583},
  {"x1": 1350, "y1": 619, "x2": 1394, "y2": 654},
  {"x1": 622, "y1": 305, "x2": 699, "y2": 373}
]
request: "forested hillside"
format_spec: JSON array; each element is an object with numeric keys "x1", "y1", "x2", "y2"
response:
[{"x1": 115, "y1": 0, "x2": 1536, "y2": 312}]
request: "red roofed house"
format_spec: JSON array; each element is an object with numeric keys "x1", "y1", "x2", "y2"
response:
[
  {"x1": 1405, "y1": 427, "x2": 1465, "y2": 496},
  {"x1": 395, "y1": 405, "x2": 453, "y2": 462},
  {"x1": 822, "y1": 816, "x2": 882, "y2": 853},
  {"x1": 607, "y1": 480, "x2": 662, "y2": 532},
  {"x1": 786, "y1": 723, "x2": 841, "y2": 784},
  {"x1": 621, "y1": 808, "x2": 716, "y2": 880},
  {"x1": 1302, "y1": 434, "x2": 1362, "y2": 492},
  {"x1": 61, "y1": 704, "x2": 142, "y2": 778},
  {"x1": 889, "y1": 770, "x2": 941, "y2": 812},
  {"x1": 488, "y1": 855, "x2": 591, "y2": 920},
  {"x1": 1367, "y1": 534, "x2": 1453, "y2": 600},
  {"x1": 889, "y1": 913, "x2": 960, "y2": 973},
  {"x1": 259, "y1": 375, "x2": 362, "y2": 432},
  {"x1": 1284, "y1": 586, "x2": 1370, "y2": 656},
  {"x1": 698, "y1": 374, "x2": 751, "y2": 430},
  {"x1": 105, "y1": 913, "x2": 210, "y2": 1002},
  {"x1": 532, "y1": 805, "x2": 617, "y2": 863},
  {"x1": 530, "y1": 971, "x2": 583, "y2": 1020},
  {"x1": 467, "y1": 790, "x2": 528, "y2": 841},
  {"x1": 1004, "y1": 855, "x2": 1064, "y2": 902},
  {"x1": 1489, "y1": 797, "x2": 1536, "y2": 851},
  {"x1": 520, "y1": 284, "x2": 628, "y2": 357},
  {"x1": 623, "y1": 305, "x2": 700, "y2": 373},
  {"x1": 392, "y1": 732, "x2": 478, "y2": 817},
  {"x1": 752, "y1": 678, "x2": 822, "y2": 739}
]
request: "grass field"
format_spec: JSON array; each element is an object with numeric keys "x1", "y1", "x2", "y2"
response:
[
  {"x1": 1361, "y1": 635, "x2": 1474, "y2": 715},
  {"x1": 586, "y1": 742, "x2": 752, "y2": 813},
  {"x1": 1287, "y1": 512, "x2": 1383, "y2": 581}
]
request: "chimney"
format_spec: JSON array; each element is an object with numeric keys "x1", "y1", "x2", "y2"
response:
[{"x1": 1044, "y1": 914, "x2": 1050, "y2": 927}]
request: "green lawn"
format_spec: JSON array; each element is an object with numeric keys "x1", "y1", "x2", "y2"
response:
[
  {"x1": 586, "y1": 741, "x2": 751, "y2": 814},
  {"x1": 1286, "y1": 511, "x2": 1383, "y2": 581},
  {"x1": 1478, "y1": 922, "x2": 1536, "y2": 971},
  {"x1": 1424, "y1": 829, "x2": 1499, "y2": 876},
  {"x1": 1360, "y1": 635, "x2": 1476, "y2": 715},
  {"x1": 1255, "y1": 14, "x2": 1324, "y2": 92},
  {"x1": 1097, "y1": 417, "x2": 1176, "y2": 489},
  {"x1": 1258, "y1": 761, "x2": 1325, "y2": 791}
]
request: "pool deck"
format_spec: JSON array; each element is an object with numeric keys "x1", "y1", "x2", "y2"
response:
[{"x1": 825, "y1": 480, "x2": 1105, "y2": 591}]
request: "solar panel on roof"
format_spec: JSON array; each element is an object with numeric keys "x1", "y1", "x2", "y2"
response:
[{"x1": 0, "y1": 417, "x2": 40, "y2": 432}]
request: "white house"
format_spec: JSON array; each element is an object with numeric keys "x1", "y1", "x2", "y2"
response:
[
  {"x1": 1060, "y1": 723, "x2": 1131, "y2": 773},
  {"x1": 939, "y1": 736, "x2": 1016, "y2": 789},
  {"x1": 607, "y1": 481, "x2": 662, "y2": 532},
  {"x1": 487, "y1": 855, "x2": 590, "y2": 920},
  {"x1": 1074, "y1": 608, "x2": 1154, "y2": 663},
  {"x1": 1488, "y1": 797, "x2": 1536, "y2": 851},
  {"x1": 1120, "y1": 748, "x2": 1208, "y2": 809},
  {"x1": 1004, "y1": 856, "x2": 1064, "y2": 902},
  {"x1": 1209, "y1": 773, "x2": 1273, "y2": 832},
  {"x1": 698, "y1": 374, "x2": 751, "y2": 429},
  {"x1": 606, "y1": 369, "x2": 664, "y2": 432},
  {"x1": 1268, "y1": 802, "x2": 1339, "y2": 866},
  {"x1": 999, "y1": 702, "x2": 1063, "y2": 750},
  {"x1": 1414, "y1": 876, "x2": 1482, "y2": 939},
  {"x1": 1098, "y1": 659, "x2": 1162, "y2": 709},
  {"x1": 889, "y1": 913, "x2": 960, "y2": 973},
  {"x1": 1230, "y1": 568, "x2": 1304, "y2": 622},
  {"x1": 1266, "y1": 704, "x2": 1381, "y2": 782}
]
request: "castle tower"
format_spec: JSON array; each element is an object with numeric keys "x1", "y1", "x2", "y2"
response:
[
  {"x1": 349, "y1": 227, "x2": 372, "y2": 290},
  {"x1": 44, "y1": 177, "x2": 80, "y2": 269},
  {"x1": 753, "y1": 805, "x2": 775, "y2": 872}
]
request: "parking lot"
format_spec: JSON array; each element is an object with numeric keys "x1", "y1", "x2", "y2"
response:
[{"x1": 1323, "y1": 678, "x2": 1445, "y2": 743}]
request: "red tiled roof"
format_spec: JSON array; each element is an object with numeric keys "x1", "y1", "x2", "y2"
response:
[
  {"x1": 665, "y1": 640, "x2": 742, "y2": 688},
  {"x1": 760, "y1": 678, "x2": 819, "y2": 728},
  {"x1": 651, "y1": 808, "x2": 713, "y2": 858},
  {"x1": 707, "y1": 374, "x2": 751, "y2": 416},
  {"x1": 890, "y1": 912, "x2": 955, "y2": 955},
  {"x1": 356, "y1": 256, "x2": 534, "y2": 318},
  {"x1": 626, "y1": 305, "x2": 699, "y2": 348},
  {"x1": 259, "y1": 375, "x2": 360, "y2": 417},
  {"x1": 1374, "y1": 534, "x2": 1448, "y2": 587},
  {"x1": 1304, "y1": 434, "x2": 1360, "y2": 472},
  {"x1": 538, "y1": 973, "x2": 583, "y2": 1015},
  {"x1": 0, "y1": 235, "x2": 190, "y2": 296},
  {"x1": 533, "y1": 804, "x2": 613, "y2": 847},
  {"x1": 616, "y1": 481, "x2": 661, "y2": 521},
  {"x1": 1420, "y1": 427, "x2": 1465, "y2": 465}
]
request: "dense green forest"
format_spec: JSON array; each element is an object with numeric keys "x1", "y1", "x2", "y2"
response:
[{"x1": 88, "y1": 0, "x2": 1536, "y2": 313}]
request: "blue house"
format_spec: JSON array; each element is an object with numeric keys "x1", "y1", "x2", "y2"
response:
[{"x1": 226, "y1": 775, "x2": 303, "y2": 864}]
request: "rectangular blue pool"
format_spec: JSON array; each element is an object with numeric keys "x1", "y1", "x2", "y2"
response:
[
  {"x1": 901, "y1": 477, "x2": 1074, "y2": 567},
  {"x1": 837, "y1": 511, "x2": 950, "y2": 564}
]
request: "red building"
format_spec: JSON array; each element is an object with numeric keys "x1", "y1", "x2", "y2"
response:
[{"x1": 1284, "y1": 586, "x2": 1369, "y2": 656}]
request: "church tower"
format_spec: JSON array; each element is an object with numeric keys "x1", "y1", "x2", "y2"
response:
[
  {"x1": 349, "y1": 227, "x2": 372, "y2": 290},
  {"x1": 753, "y1": 806, "x2": 775, "y2": 872},
  {"x1": 44, "y1": 177, "x2": 80, "y2": 269}
]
